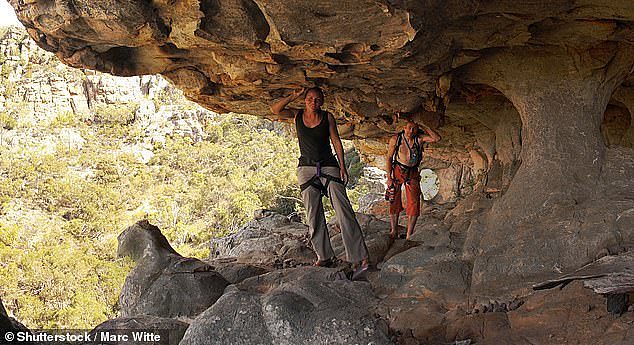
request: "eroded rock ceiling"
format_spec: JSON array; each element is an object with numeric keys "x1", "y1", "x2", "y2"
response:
[
  {"x1": 8, "y1": 1, "x2": 633, "y2": 129},
  {"x1": 9, "y1": 1, "x2": 634, "y2": 204}
]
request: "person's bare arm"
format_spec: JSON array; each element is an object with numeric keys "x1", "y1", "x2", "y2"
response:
[
  {"x1": 386, "y1": 135, "x2": 397, "y2": 186},
  {"x1": 270, "y1": 87, "x2": 305, "y2": 121},
  {"x1": 419, "y1": 123, "x2": 441, "y2": 143},
  {"x1": 397, "y1": 108, "x2": 441, "y2": 143},
  {"x1": 328, "y1": 113, "x2": 349, "y2": 185}
]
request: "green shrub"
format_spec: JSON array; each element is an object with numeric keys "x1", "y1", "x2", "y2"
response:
[
  {"x1": 93, "y1": 103, "x2": 138, "y2": 124},
  {"x1": 50, "y1": 111, "x2": 77, "y2": 127},
  {"x1": 1, "y1": 109, "x2": 308, "y2": 329}
]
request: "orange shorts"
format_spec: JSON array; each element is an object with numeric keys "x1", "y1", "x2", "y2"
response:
[{"x1": 388, "y1": 165, "x2": 421, "y2": 217}]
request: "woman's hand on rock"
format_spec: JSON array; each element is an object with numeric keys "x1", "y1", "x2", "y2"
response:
[{"x1": 291, "y1": 87, "x2": 305, "y2": 99}]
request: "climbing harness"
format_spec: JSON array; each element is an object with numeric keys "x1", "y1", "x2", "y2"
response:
[{"x1": 299, "y1": 161, "x2": 344, "y2": 197}]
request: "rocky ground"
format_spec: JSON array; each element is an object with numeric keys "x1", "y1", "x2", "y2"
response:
[{"x1": 3, "y1": 198, "x2": 629, "y2": 345}]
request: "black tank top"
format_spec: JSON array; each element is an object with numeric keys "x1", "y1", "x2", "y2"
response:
[{"x1": 295, "y1": 110, "x2": 339, "y2": 167}]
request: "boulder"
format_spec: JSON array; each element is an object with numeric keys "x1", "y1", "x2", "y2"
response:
[
  {"x1": 179, "y1": 267, "x2": 391, "y2": 345},
  {"x1": 117, "y1": 220, "x2": 229, "y2": 318},
  {"x1": 89, "y1": 315, "x2": 189, "y2": 345},
  {"x1": 374, "y1": 245, "x2": 470, "y2": 308},
  {"x1": 377, "y1": 297, "x2": 449, "y2": 343},
  {"x1": 208, "y1": 213, "x2": 314, "y2": 267},
  {"x1": 207, "y1": 259, "x2": 270, "y2": 285},
  {"x1": 370, "y1": 243, "x2": 471, "y2": 343},
  {"x1": 407, "y1": 216, "x2": 451, "y2": 247},
  {"x1": 380, "y1": 238, "x2": 421, "y2": 263}
]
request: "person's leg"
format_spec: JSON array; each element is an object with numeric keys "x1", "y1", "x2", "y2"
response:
[
  {"x1": 323, "y1": 167, "x2": 369, "y2": 264},
  {"x1": 298, "y1": 167, "x2": 335, "y2": 261},
  {"x1": 389, "y1": 213, "x2": 400, "y2": 239},
  {"x1": 406, "y1": 215, "x2": 418, "y2": 239},
  {"x1": 404, "y1": 178, "x2": 422, "y2": 240}
]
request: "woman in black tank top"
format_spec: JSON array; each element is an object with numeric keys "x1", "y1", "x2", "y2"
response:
[
  {"x1": 295, "y1": 109, "x2": 339, "y2": 167},
  {"x1": 269, "y1": 87, "x2": 370, "y2": 275}
]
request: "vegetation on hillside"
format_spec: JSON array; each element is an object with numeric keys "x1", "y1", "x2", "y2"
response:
[{"x1": 0, "y1": 111, "x2": 307, "y2": 328}]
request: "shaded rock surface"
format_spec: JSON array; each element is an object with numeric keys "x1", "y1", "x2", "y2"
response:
[
  {"x1": 117, "y1": 220, "x2": 229, "y2": 319},
  {"x1": 108, "y1": 211, "x2": 634, "y2": 345},
  {"x1": 372, "y1": 243, "x2": 470, "y2": 342},
  {"x1": 0, "y1": 298, "x2": 36, "y2": 345},
  {"x1": 208, "y1": 212, "x2": 314, "y2": 267},
  {"x1": 534, "y1": 251, "x2": 634, "y2": 295},
  {"x1": 330, "y1": 212, "x2": 392, "y2": 265},
  {"x1": 461, "y1": 44, "x2": 634, "y2": 297},
  {"x1": 209, "y1": 210, "x2": 400, "y2": 267},
  {"x1": 445, "y1": 281, "x2": 634, "y2": 345},
  {"x1": 88, "y1": 315, "x2": 189, "y2": 345},
  {"x1": 207, "y1": 260, "x2": 270, "y2": 285},
  {"x1": 179, "y1": 267, "x2": 391, "y2": 345}
]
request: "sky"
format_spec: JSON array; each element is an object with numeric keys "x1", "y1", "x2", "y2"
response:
[{"x1": 0, "y1": 0, "x2": 22, "y2": 27}]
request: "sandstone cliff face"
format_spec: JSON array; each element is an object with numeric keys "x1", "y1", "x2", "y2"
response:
[
  {"x1": 7, "y1": 0, "x2": 634, "y2": 310},
  {"x1": 0, "y1": 26, "x2": 214, "y2": 154}
]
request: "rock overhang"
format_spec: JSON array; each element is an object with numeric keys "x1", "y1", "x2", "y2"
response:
[{"x1": 7, "y1": 1, "x2": 634, "y2": 162}]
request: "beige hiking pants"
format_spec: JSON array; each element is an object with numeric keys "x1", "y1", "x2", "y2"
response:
[{"x1": 297, "y1": 166, "x2": 369, "y2": 263}]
